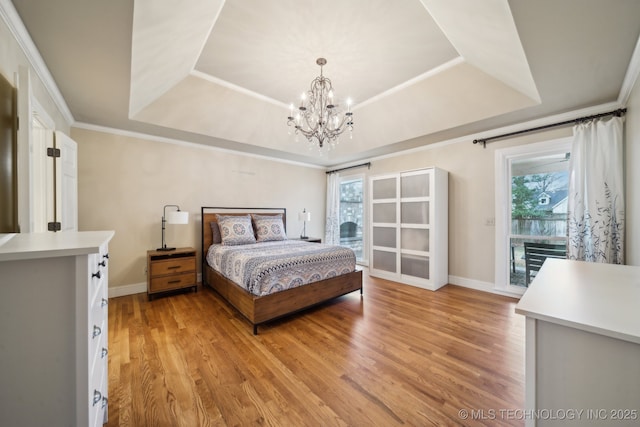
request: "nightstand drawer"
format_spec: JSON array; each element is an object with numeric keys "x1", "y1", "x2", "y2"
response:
[
  {"x1": 150, "y1": 272, "x2": 196, "y2": 293},
  {"x1": 150, "y1": 257, "x2": 196, "y2": 276}
]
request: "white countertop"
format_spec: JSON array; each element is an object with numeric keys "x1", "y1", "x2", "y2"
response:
[
  {"x1": 0, "y1": 231, "x2": 114, "y2": 262},
  {"x1": 515, "y1": 258, "x2": 640, "y2": 345}
]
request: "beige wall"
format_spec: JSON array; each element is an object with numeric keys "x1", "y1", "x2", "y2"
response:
[
  {"x1": 353, "y1": 127, "x2": 572, "y2": 285},
  {"x1": 72, "y1": 127, "x2": 326, "y2": 288}
]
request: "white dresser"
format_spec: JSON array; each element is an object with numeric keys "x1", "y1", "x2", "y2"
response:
[
  {"x1": 516, "y1": 259, "x2": 640, "y2": 427},
  {"x1": 0, "y1": 231, "x2": 114, "y2": 427}
]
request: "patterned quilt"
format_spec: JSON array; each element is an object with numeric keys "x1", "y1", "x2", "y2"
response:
[{"x1": 206, "y1": 240, "x2": 356, "y2": 296}]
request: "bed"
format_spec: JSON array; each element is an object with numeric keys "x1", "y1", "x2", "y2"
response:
[{"x1": 201, "y1": 207, "x2": 363, "y2": 334}]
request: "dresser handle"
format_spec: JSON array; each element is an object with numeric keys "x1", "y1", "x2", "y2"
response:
[
  {"x1": 98, "y1": 260, "x2": 106, "y2": 267},
  {"x1": 101, "y1": 298, "x2": 108, "y2": 308},
  {"x1": 93, "y1": 390, "x2": 102, "y2": 406},
  {"x1": 167, "y1": 266, "x2": 180, "y2": 270},
  {"x1": 102, "y1": 396, "x2": 108, "y2": 409},
  {"x1": 101, "y1": 347, "x2": 108, "y2": 358},
  {"x1": 92, "y1": 325, "x2": 101, "y2": 339},
  {"x1": 168, "y1": 280, "x2": 181, "y2": 284},
  {"x1": 92, "y1": 271, "x2": 101, "y2": 279},
  {"x1": 103, "y1": 253, "x2": 109, "y2": 259}
]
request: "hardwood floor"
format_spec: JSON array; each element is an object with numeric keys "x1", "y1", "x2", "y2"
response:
[{"x1": 107, "y1": 272, "x2": 524, "y2": 426}]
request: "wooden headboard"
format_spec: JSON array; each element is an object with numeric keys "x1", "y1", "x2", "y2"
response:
[{"x1": 201, "y1": 207, "x2": 287, "y2": 252}]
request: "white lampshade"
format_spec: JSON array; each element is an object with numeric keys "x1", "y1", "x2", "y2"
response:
[
  {"x1": 298, "y1": 211, "x2": 311, "y2": 222},
  {"x1": 166, "y1": 210, "x2": 189, "y2": 225}
]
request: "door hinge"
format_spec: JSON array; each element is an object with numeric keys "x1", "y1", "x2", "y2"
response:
[
  {"x1": 47, "y1": 147, "x2": 61, "y2": 158},
  {"x1": 48, "y1": 222, "x2": 61, "y2": 232}
]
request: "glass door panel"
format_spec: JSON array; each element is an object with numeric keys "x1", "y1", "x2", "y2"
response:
[
  {"x1": 508, "y1": 152, "x2": 570, "y2": 287},
  {"x1": 400, "y1": 228, "x2": 429, "y2": 252},
  {"x1": 401, "y1": 201, "x2": 429, "y2": 224},
  {"x1": 372, "y1": 177, "x2": 397, "y2": 199},
  {"x1": 372, "y1": 226, "x2": 396, "y2": 248},
  {"x1": 373, "y1": 250, "x2": 396, "y2": 273},
  {"x1": 401, "y1": 173, "x2": 430, "y2": 197},
  {"x1": 401, "y1": 254, "x2": 429, "y2": 279},
  {"x1": 372, "y1": 203, "x2": 396, "y2": 223}
]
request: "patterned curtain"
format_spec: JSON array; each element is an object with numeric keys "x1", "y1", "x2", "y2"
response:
[
  {"x1": 324, "y1": 172, "x2": 341, "y2": 245},
  {"x1": 567, "y1": 116, "x2": 624, "y2": 263}
]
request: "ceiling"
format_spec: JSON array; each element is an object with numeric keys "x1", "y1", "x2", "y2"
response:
[{"x1": 9, "y1": 0, "x2": 640, "y2": 167}]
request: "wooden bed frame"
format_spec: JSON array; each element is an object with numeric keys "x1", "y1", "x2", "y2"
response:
[{"x1": 200, "y1": 207, "x2": 363, "y2": 334}]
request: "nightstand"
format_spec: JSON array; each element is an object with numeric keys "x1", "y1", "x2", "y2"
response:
[
  {"x1": 147, "y1": 247, "x2": 197, "y2": 300},
  {"x1": 296, "y1": 237, "x2": 322, "y2": 243}
]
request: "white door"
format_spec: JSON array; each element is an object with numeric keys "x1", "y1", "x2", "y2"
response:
[
  {"x1": 495, "y1": 138, "x2": 572, "y2": 294},
  {"x1": 30, "y1": 114, "x2": 54, "y2": 232},
  {"x1": 56, "y1": 131, "x2": 78, "y2": 232}
]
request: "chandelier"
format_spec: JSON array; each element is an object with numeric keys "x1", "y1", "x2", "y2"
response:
[{"x1": 287, "y1": 58, "x2": 354, "y2": 149}]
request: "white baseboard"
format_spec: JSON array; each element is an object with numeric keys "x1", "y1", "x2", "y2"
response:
[
  {"x1": 108, "y1": 281, "x2": 147, "y2": 298},
  {"x1": 448, "y1": 275, "x2": 523, "y2": 299}
]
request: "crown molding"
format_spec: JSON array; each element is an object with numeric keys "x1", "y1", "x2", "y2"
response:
[{"x1": 0, "y1": 0, "x2": 74, "y2": 124}]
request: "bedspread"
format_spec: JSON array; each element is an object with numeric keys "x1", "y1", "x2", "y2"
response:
[{"x1": 206, "y1": 240, "x2": 356, "y2": 296}]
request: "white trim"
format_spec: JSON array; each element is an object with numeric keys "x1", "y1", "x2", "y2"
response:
[
  {"x1": 448, "y1": 275, "x2": 523, "y2": 299},
  {"x1": 191, "y1": 70, "x2": 287, "y2": 108},
  {"x1": 355, "y1": 57, "x2": 465, "y2": 110},
  {"x1": 72, "y1": 122, "x2": 326, "y2": 170},
  {"x1": 0, "y1": 0, "x2": 74, "y2": 125},
  {"x1": 619, "y1": 35, "x2": 640, "y2": 106}
]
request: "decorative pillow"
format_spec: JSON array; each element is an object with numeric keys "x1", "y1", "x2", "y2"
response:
[
  {"x1": 252, "y1": 214, "x2": 287, "y2": 242},
  {"x1": 216, "y1": 214, "x2": 256, "y2": 246},
  {"x1": 209, "y1": 221, "x2": 221, "y2": 244}
]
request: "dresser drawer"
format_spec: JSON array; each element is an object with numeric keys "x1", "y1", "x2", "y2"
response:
[
  {"x1": 150, "y1": 272, "x2": 196, "y2": 293},
  {"x1": 150, "y1": 257, "x2": 196, "y2": 276},
  {"x1": 89, "y1": 359, "x2": 107, "y2": 427}
]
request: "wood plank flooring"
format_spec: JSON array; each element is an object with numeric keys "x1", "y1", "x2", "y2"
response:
[{"x1": 107, "y1": 272, "x2": 524, "y2": 426}]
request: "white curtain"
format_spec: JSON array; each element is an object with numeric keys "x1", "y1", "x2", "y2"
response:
[
  {"x1": 325, "y1": 172, "x2": 341, "y2": 245},
  {"x1": 567, "y1": 116, "x2": 624, "y2": 263}
]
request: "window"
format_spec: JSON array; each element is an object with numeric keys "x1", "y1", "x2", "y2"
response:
[
  {"x1": 339, "y1": 175, "x2": 366, "y2": 263},
  {"x1": 495, "y1": 138, "x2": 572, "y2": 294}
]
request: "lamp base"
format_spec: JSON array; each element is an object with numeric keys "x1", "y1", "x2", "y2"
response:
[{"x1": 157, "y1": 246, "x2": 176, "y2": 251}]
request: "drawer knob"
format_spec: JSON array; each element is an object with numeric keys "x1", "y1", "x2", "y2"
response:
[
  {"x1": 98, "y1": 260, "x2": 106, "y2": 267},
  {"x1": 92, "y1": 271, "x2": 101, "y2": 279},
  {"x1": 101, "y1": 347, "x2": 108, "y2": 358},
  {"x1": 102, "y1": 396, "x2": 108, "y2": 409},
  {"x1": 92, "y1": 325, "x2": 101, "y2": 339},
  {"x1": 103, "y1": 253, "x2": 109, "y2": 259},
  {"x1": 101, "y1": 298, "x2": 108, "y2": 308},
  {"x1": 93, "y1": 390, "x2": 102, "y2": 406}
]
